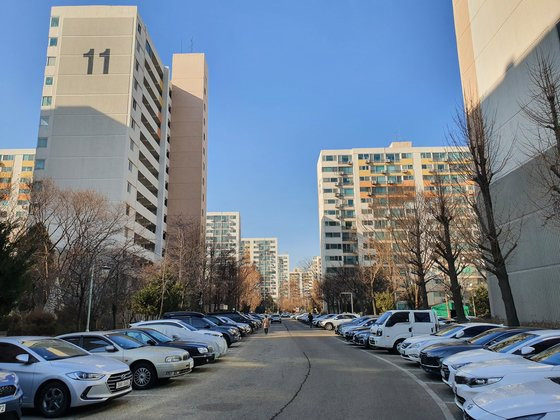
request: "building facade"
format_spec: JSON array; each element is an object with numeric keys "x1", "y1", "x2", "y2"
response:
[
  {"x1": 241, "y1": 238, "x2": 279, "y2": 299},
  {"x1": 277, "y1": 254, "x2": 290, "y2": 298},
  {"x1": 0, "y1": 149, "x2": 35, "y2": 221},
  {"x1": 35, "y1": 6, "x2": 207, "y2": 260},
  {"x1": 206, "y1": 212, "x2": 241, "y2": 259},
  {"x1": 452, "y1": 0, "x2": 560, "y2": 323}
]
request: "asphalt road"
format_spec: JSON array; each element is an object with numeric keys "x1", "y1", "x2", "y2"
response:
[{"x1": 26, "y1": 320, "x2": 462, "y2": 419}]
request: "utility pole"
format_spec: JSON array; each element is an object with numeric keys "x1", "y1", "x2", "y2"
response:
[{"x1": 86, "y1": 261, "x2": 95, "y2": 332}]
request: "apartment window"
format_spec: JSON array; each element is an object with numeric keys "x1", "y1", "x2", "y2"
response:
[
  {"x1": 401, "y1": 153, "x2": 412, "y2": 159},
  {"x1": 23, "y1": 154, "x2": 35, "y2": 161},
  {"x1": 46, "y1": 56, "x2": 56, "y2": 66},
  {"x1": 130, "y1": 139, "x2": 135, "y2": 151},
  {"x1": 127, "y1": 182, "x2": 133, "y2": 193},
  {"x1": 42, "y1": 96, "x2": 52, "y2": 106},
  {"x1": 325, "y1": 243, "x2": 342, "y2": 250},
  {"x1": 130, "y1": 118, "x2": 136, "y2": 129},
  {"x1": 35, "y1": 159, "x2": 45, "y2": 170},
  {"x1": 40, "y1": 116, "x2": 49, "y2": 126},
  {"x1": 137, "y1": 23, "x2": 142, "y2": 34},
  {"x1": 45, "y1": 76, "x2": 53, "y2": 86},
  {"x1": 133, "y1": 78, "x2": 139, "y2": 90},
  {"x1": 136, "y1": 40, "x2": 140, "y2": 53},
  {"x1": 0, "y1": 167, "x2": 10, "y2": 172},
  {"x1": 49, "y1": 37, "x2": 58, "y2": 47},
  {"x1": 132, "y1": 99, "x2": 137, "y2": 110},
  {"x1": 128, "y1": 160, "x2": 134, "y2": 171},
  {"x1": 421, "y1": 152, "x2": 432, "y2": 159},
  {"x1": 22, "y1": 166, "x2": 33, "y2": 172},
  {"x1": 135, "y1": 59, "x2": 140, "y2": 71},
  {"x1": 50, "y1": 17, "x2": 59, "y2": 27}
]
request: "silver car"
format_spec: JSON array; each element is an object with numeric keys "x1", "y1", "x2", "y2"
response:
[{"x1": 0, "y1": 337, "x2": 132, "y2": 418}]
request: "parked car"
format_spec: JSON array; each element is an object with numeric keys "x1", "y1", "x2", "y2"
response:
[
  {"x1": 270, "y1": 314, "x2": 282, "y2": 324},
  {"x1": 0, "y1": 337, "x2": 132, "y2": 418},
  {"x1": 115, "y1": 328, "x2": 215, "y2": 367},
  {"x1": 313, "y1": 314, "x2": 335, "y2": 327},
  {"x1": 319, "y1": 313, "x2": 358, "y2": 331},
  {"x1": 419, "y1": 328, "x2": 531, "y2": 376},
  {"x1": 441, "y1": 329, "x2": 560, "y2": 388},
  {"x1": 281, "y1": 312, "x2": 291, "y2": 318},
  {"x1": 58, "y1": 332, "x2": 193, "y2": 390},
  {"x1": 209, "y1": 311, "x2": 259, "y2": 331},
  {"x1": 454, "y1": 342, "x2": 560, "y2": 409},
  {"x1": 340, "y1": 317, "x2": 378, "y2": 339},
  {"x1": 369, "y1": 310, "x2": 438, "y2": 352},
  {"x1": 163, "y1": 312, "x2": 240, "y2": 346},
  {"x1": 462, "y1": 378, "x2": 560, "y2": 420},
  {"x1": 211, "y1": 315, "x2": 252, "y2": 336},
  {"x1": 131, "y1": 319, "x2": 228, "y2": 358},
  {"x1": 337, "y1": 316, "x2": 375, "y2": 335},
  {"x1": 0, "y1": 370, "x2": 23, "y2": 419},
  {"x1": 353, "y1": 330, "x2": 372, "y2": 348},
  {"x1": 399, "y1": 323, "x2": 501, "y2": 363}
]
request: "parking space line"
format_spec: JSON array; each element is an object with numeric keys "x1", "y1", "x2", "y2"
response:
[{"x1": 360, "y1": 350, "x2": 455, "y2": 420}]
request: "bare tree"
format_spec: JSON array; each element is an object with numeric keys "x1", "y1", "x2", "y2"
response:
[
  {"x1": 522, "y1": 51, "x2": 560, "y2": 224},
  {"x1": 451, "y1": 101, "x2": 521, "y2": 326}
]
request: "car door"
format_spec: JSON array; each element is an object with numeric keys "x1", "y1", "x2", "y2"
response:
[
  {"x1": 411, "y1": 312, "x2": 434, "y2": 336},
  {"x1": 81, "y1": 336, "x2": 125, "y2": 362},
  {"x1": 385, "y1": 311, "x2": 412, "y2": 340},
  {"x1": 0, "y1": 342, "x2": 37, "y2": 405}
]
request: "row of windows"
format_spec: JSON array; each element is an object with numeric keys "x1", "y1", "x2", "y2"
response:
[
  {"x1": 0, "y1": 155, "x2": 35, "y2": 162},
  {"x1": 322, "y1": 166, "x2": 353, "y2": 174},
  {"x1": 359, "y1": 175, "x2": 414, "y2": 182}
]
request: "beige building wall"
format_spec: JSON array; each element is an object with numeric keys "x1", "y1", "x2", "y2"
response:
[
  {"x1": 0, "y1": 149, "x2": 35, "y2": 221},
  {"x1": 169, "y1": 54, "x2": 208, "y2": 227},
  {"x1": 452, "y1": 0, "x2": 560, "y2": 323}
]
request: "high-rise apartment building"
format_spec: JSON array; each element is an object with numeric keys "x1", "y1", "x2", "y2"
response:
[
  {"x1": 169, "y1": 54, "x2": 208, "y2": 227},
  {"x1": 317, "y1": 142, "x2": 473, "y2": 277},
  {"x1": 35, "y1": 6, "x2": 207, "y2": 260},
  {"x1": 0, "y1": 149, "x2": 35, "y2": 220},
  {"x1": 277, "y1": 254, "x2": 290, "y2": 298},
  {"x1": 241, "y1": 238, "x2": 279, "y2": 298},
  {"x1": 206, "y1": 212, "x2": 241, "y2": 259},
  {"x1": 452, "y1": 0, "x2": 560, "y2": 323}
]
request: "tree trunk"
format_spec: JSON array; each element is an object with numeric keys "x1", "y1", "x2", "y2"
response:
[
  {"x1": 443, "y1": 222, "x2": 467, "y2": 322},
  {"x1": 416, "y1": 272, "x2": 429, "y2": 310}
]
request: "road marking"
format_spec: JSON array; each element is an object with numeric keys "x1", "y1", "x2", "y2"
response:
[{"x1": 361, "y1": 350, "x2": 455, "y2": 420}]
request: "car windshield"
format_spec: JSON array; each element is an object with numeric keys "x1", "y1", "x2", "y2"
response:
[
  {"x1": 23, "y1": 338, "x2": 89, "y2": 361},
  {"x1": 177, "y1": 320, "x2": 198, "y2": 331},
  {"x1": 434, "y1": 325, "x2": 462, "y2": 337},
  {"x1": 107, "y1": 333, "x2": 144, "y2": 349},
  {"x1": 220, "y1": 316, "x2": 236, "y2": 324},
  {"x1": 375, "y1": 312, "x2": 391, "y2": 325},
  {"x1": 530, "y1": 344, "x2": 560, "y2": 365},
  {"x1": 144, "y1": 329, "x2": 173, "y2": 343},
  {"x1": 466, "y1": 329, "x2": 502, "y2": 344},
  {"x1": 207, "y1": 316, "x2": 224, "y2": 325},
  {"x1": 488, "y1": 332, "x2": 538, "y2": 353}
]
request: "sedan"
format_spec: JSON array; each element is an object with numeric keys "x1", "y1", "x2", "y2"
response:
[
  {"x1": 454, "y1": 343, "x2": 560, "y2": 409},
  {"x1": 0, "y1": 337, "x2": 131, "y2": 418},
  {"x1": 270, "y1": 314, "x2": 282, "y2": 324},
  {"x1": 115, "y1": 328, "x2": 215, "y2": 367},
  {"x1": 58, "y1": 332, "x2": 193, "y2": 390},
  {"x1": 462, "y1": 378, "x2": 560, "y2": 419},
  {"x1": 0, "y1": 370, "x2": 23, "y2": 419}
]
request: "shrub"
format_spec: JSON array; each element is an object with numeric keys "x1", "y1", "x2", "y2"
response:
[{"x1": 7, "y1": 310, "x2": 57, "y2": 336}]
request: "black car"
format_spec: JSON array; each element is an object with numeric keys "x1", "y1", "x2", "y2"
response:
[
  {"x1": 419, "y1": 327, "x2": 534, "y2": 376},
  {"x1": 204, "y1": 315, "x2": 246, "y2": 336},
  {"x1": 209, "y1": 311, "x2": 259, "y2": 332},
  {"x1": 116, "y1": 328, "x2": 215, "y2": 367},
  {"x1": 163, "y1": 312, "x2": 240, "y2": 347}
]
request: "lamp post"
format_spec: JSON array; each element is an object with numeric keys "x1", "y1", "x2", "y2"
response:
[
  {"x1": 85, "y1": 262, "x2": 111, "y2": 332},
  {"x1": 340, "y1": 292, "x2": 354, "y2": 313}
]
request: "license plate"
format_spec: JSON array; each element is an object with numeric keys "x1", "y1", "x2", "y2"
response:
[
  {"x1": 116, "y1": 379, "x2": 131, "y2": 389},
  {"x1": 0, "y1": 404, "x2": 5, "y2": 413}
]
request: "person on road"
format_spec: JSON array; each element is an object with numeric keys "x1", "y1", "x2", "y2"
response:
[
  {"x1": 263, "y1": 315, "x2": 270, "y2": 334},
  {"x1": 308, "y1": 312, "x2": 313, "y2": 328}
]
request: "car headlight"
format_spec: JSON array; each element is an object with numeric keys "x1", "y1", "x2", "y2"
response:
[
  {"x1": 410, "y1": 342, "x2": 424, "y2": 349},
  {"x1": 165, "y1": 355, "x2": 182, "y2": 363},
  {"x1": 66, "y1": 371, "x2": 105, "y2": 381},
  {"x1": 229, "y1": 328, "x2": 237, "y2": 334},
  {"x1": 451, "y1": 362, "x2": 470, "y2": 370},
  {"x1": 467, "y1": 377, "x2": 503, "y2": 387},
  {"x1": 197, "y1": 347, "x2": 208, "y2": 354}
]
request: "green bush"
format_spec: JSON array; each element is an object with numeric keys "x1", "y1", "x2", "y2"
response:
[{"x1": 7, "y1": 310, "x2": 57, "y2": 336}]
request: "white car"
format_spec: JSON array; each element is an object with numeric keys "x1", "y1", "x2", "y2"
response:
[
  {"x1": 462, "y1": 378, "x2": 560, "y2": 420},
  {"x1": 131, "y1": 319, "x2": 228, "y2": 358},
  {"x1": 441, "y1": 329, "x2": 560, "y2": 389},
  {"x1": 399, "y1": 323, "x2": 500, "y2": 363},
  {"x1": 454, "y1": 343, "x2": 560, "y2": 409},
  {"x1": 58, "y1": 332, "x2": 193, "y2": 390},
  {"x1": 319, "y1": 313, "x2": 358, "y2": 331}
]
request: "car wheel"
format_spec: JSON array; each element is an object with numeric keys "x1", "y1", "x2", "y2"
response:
[
  {"x1": 392, "y1": 339, "x2": 405, "y2": 353},
  {"x1": 36, "y1": 381, "x2": 70, "y2": 418},
  {"x1": 224, "y1": 335, "x2": 232, "y2": 347},
  {"x1": 325, "y1": 323, "x2": 334, "y2": 331},
  {"x1": 132, "y1": 361, "x2": 157, "y2": 390}
]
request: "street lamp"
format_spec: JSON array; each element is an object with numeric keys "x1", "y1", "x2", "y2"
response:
[
  {"x1": 85, "y1": 262, "x2": 111, "y2": 332},
  {"x1": 340, "y1": 292, "x2": 354, "y2": 313}
]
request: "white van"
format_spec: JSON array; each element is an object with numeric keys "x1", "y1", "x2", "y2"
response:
[{"x1": 368, "y1": 310, "x2": 437, "y2": 352}]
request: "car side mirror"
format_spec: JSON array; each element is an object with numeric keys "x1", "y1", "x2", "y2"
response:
[
  {"x1": 521, "y1": 346, "x2": 535, "y2": 356},
  {"x1": 16, "y1": 354, "x2": 30, "y2": 364},
  {"x1": 455, "y1": 330, "x2": 465, "y2": 338},
  {"x1": 172, "y1": 335, "x2": 180, "y2": 340},
  {"x1": 147, "y1": 339, "x2": 157, "y2": 346},
  {"x1": 104, "y1": 345, "x2": 118, "y2": 352}
]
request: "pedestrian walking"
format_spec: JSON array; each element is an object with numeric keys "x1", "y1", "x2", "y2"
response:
[
  {"x1": 263, "y1": 315, "x2": 270, "y2": 334},
  {"x1": 308, "y1": 312, "x2": 313, "y2": 328}
]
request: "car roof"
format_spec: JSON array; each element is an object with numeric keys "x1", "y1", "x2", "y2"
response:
[
  {"x1": 58, "y1": 331, "x2": 122, "y2": 337},
  {"x1": 532, "y1": 329, "x2": 560, "y2": 336},
  {"x1": 0, "y1": 336, "x2": 53, "y2": 343}
]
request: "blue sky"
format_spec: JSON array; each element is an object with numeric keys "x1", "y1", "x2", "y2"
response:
[{"x1": 0, "y1": 0, "x2": 463, "y2": 269}]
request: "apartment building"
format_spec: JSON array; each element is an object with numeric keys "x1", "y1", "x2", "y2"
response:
[
  {"x1": 0, "y1": 149, "x2": 35, "y2": 220},
  {"x1": 206, "y1": 212, "x2": 241, "y2": 259},
  {"x1": 452, "y1": 0, "x2": 560, "y2": 323},
  {"x1": 277, "y1": 254, "x2": 290, "y2": 298},
  {"x1": 35, "y1": 6, "x2": 207, "y2": 259},
  {"x1": 241, "y1": 238, "x2": 279, "y2": 299},
  {"x1": 287, "y1": 270, "x2": 303, "y2": 300},
  {"x1": 317, "y1": 142, "x2": 478, "y2": 295}
]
